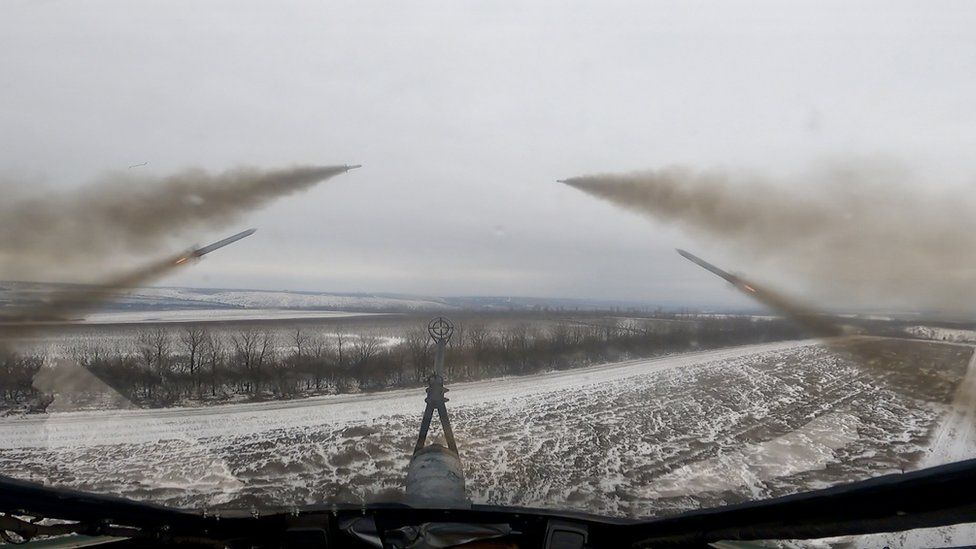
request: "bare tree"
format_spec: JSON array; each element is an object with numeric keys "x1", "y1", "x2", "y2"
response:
[
  {"x1": 309, "y1": 336, "x2": 331, "y2": 391},
  {"x1": 292, "y1": 328, "x2": 311, "y2": 361},
  {"x1": 331, "y1": 326, "x2": 348, "y2": 390},
  {"x1": 0, "y1": 348, "x2": 43, "y2": 405},
  {"x1": 389, "y1": 342, "x2": 408, "y2": 387},
  {"x1": 136, "y1": 328, "x2": 172, "y2": 401},
  {"x1": 68, "y1": 337, "x2": 107, "y2": 369},
  {"x1": 334, "y1": 327, "x2": 346, "y2": 369},
  {"x1": 232, "y1": 329, "x2": 265, "y2": 394},
  {"x1": 466, "y1": 324, "x2": 490, "y2": 378},
  {"x1": 546, "y1": 322, "x2": 571, "y2": 369},
  {"x1": 203, "y1": 331, "x2": 225, "y2": 397},
  {"x1": 258, "y1": 329, "x2": 275, "y2": 368},
  {"x1": 179, "y1": 325, "x2": 207, "y2": 396},
  {"x1": 353, "y1": 333, "x2": 381, "y2": 389},
  {"x1": 449, "y1": 320, "x2": 465, "y2": 348},
  {"x1": 404, "y1": 328, "x2": 432, "y2": 383},
  {"x1": 570, "y1": 323, "x2": 587, "y2": 346},
  {"x1": 502, "y1": 323, "x2": 531, "y2": 374}
]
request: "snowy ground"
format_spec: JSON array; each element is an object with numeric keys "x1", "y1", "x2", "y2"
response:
[
  {"x1": 0, "y1": 337, "x2": 971, "y2": 543},
  {"x1": 918, "y1": 348, "x2": 976, "y2": 469}
]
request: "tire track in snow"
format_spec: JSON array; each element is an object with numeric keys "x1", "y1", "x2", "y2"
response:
[{"x1": 919, "y1": 346, "x2": 976, "y2": 468}]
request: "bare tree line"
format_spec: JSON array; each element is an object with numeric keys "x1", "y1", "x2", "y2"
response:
[
  {"x1": 0, "y1": 352, "x2": 43, "y2": 409},
  {"x1": 1, "y1": 316, "x2": 802, "y2": 411}
]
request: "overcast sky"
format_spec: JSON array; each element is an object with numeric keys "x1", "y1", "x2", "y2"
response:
[{"x1": 3, "y1": 1, "x2": 976, "y2": 308}]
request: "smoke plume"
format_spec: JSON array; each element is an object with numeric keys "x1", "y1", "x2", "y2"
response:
[
  {"x1": 561, "y1": 164, "x2": 976, "y2": 313},
  {"x1": 1, "y1": 164, "x2": 355, "y2": 279}
]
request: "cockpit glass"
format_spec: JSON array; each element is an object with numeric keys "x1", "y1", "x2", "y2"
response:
[{"x1": 2, "y1": 2, "x2": 975, "y2": 546}]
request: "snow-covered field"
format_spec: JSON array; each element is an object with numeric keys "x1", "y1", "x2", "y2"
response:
[
  {"x1": 0, "y1": 281, "x2": 454, "y2": 313},
  {"x1": 134, "y1": 288, "x2": 452, "y2": 311},
  {"x1": 77, "y1": 309, "x2": 384, "y2": 324},
  {"x1": 2, "y1": 281, "x2": 665, "y2": 314},
  {"x1": 0, "y1": 338, "x2": 971, "y2": 543}
]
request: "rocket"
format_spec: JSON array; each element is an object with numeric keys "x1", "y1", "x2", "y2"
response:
[
  {"x1": 676, "y1": 249, "x2": 757, "y2": 293},
  {"x1": 174, "y1": 229, "x2": 256, "y2": 264},
  {"x1": 676, "y1": 248, "x2": 843, "y2": 337},
  {"x1": 192, "y1": 228, "x2": 256, "y2": 257},
  {"x1": 1, "y1": 229, "x2": 260, "y2": 323}
]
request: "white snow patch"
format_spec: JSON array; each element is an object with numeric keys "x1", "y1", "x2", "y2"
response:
[{"x1": 651, "y1": 412, "x2": 861, "y2": 498}]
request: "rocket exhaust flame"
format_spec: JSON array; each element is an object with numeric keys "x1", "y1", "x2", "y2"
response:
[
  {"x1": 676, "y1": 249, "x2": 844, "y2": 338},
  {"x1": 673, "y1": 249, "x2": 905, "y2": 370}
]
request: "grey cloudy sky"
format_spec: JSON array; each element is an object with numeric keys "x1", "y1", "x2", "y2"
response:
[{"x1": 3, "y1": 1, "x2": 976, "y2": 308}]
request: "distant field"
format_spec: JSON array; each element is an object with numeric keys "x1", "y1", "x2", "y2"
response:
[
  {"x1": 44, "y1": 309, "x2": 386, "y2": 325},
  {"x1": 0, "y1": 310, "x2": 698, "y2": 358},
  {"x1": 0, "y1": 281, "x2": 673, "y2": 314}
]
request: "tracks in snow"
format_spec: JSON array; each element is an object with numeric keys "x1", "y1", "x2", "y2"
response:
[{"x1": 919, "y1": 345, "x2": 976, "y2": 468}]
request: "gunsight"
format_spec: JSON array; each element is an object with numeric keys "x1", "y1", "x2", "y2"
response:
[{"x1": 405, "y1": 317, "x2": 467, "y2": 505}]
